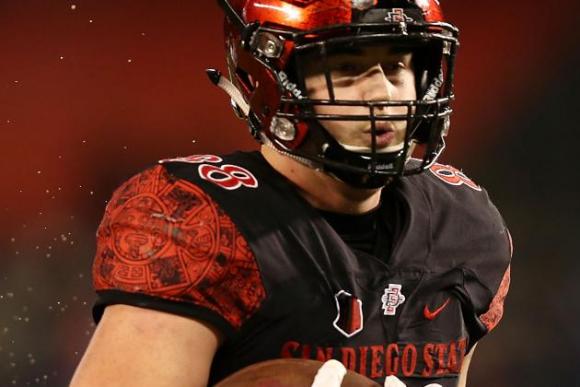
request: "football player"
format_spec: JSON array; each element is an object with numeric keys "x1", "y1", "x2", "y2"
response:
[{"x1": 71, "y1": 1, "x2": 512, "y2": 386}]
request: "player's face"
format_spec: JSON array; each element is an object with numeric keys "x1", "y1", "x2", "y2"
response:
[{"x1": 303, "y1": 44, "x2": 416, "y2": 152}]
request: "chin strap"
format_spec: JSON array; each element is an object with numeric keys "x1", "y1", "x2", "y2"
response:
[
  {"x1": 339, "y1": 142, "x2": 405, "y2": 154},
  {"x1": 261, "y1": 135, "x2": 318, "y2": 170},
  {"x1": 206, "y1": 68, "x2": 250, "y2": 118}
]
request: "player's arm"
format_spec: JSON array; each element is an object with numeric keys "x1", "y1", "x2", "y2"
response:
[
  {"x1": 456, "y1": 344, "x2": 476, "y2": 387},
  {"x1": 70, "y1": 304, "x2": 221, "y2": 387},
  {"x1": 71, "y1": 164, "x2": 265, "y2": 386}
]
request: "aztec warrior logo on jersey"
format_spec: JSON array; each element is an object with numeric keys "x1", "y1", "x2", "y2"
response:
[{"x1": 281, "y1": 338, "x2": 468, "y2": 379}]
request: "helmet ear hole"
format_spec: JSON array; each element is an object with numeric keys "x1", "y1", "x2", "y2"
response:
[
  {"x1": 419, "y1": 69, "x2": 429, "y2": 96},
  {"x1": 235, "y1": 68, "x2": 258, "y2": 94}
]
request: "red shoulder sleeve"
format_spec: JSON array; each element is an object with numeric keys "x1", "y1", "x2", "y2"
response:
[
  {"x1": 92, "y1": 164, "x2": 266, "y2": 333},
  {"x1": 479, "y1": 265, "x2": 511, "y2": 332},
  {"x1": 479, "y1": 229, "x2": 513, "y2": 332}
]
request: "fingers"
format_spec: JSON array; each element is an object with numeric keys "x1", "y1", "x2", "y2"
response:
[
  {"x1": 384, "y1": 375, "x2": 407, "y2": 387},
  {"x1": 384, "y1": 375, "x2": 444, "y2": 387},
  {"x1": 311, "y1": 360, "x2": 347, "y2": 387},
  {"x1": 311, "y1": 363, "x2": 443, "y2": 387}
]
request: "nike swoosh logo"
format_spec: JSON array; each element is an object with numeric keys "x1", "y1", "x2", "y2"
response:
[{"x1": 423, "y1": 298, "x2": 451, "y2": 320}]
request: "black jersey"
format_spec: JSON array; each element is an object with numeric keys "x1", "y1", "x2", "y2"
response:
[{"x1": 92, "y1": 151, "x2": 511, "y2": 387}]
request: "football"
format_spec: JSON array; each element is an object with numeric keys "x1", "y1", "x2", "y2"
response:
[{"x1": 215, "y1": 359, "x2": 381, "y2": 387}]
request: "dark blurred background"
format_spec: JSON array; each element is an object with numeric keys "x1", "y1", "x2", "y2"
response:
[{"x1": 0, "y1": 1, "x2": 579, "y2": 386}]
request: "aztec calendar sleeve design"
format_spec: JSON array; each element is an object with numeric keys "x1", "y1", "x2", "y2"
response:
[{"x1": 92, "y1": 164, "x2": 266, "y2": 334}]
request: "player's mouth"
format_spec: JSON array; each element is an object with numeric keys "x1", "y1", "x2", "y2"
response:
[{"x1": 364, "y1": 127, "x2": 396, "y2": 148}]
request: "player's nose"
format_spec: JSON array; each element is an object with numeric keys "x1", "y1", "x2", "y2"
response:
[
  {"x1": 361, "y1": 63, "x2": 394, "y2": 103},
  {"x1": 360, "y1": 63, "x2": 399, "y2": 119}
]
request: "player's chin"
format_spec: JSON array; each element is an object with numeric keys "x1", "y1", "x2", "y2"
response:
[{"x1": 322, "y1": 122, "x2": 367, "y2": 143}]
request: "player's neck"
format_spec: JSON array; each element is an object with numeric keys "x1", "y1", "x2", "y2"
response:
[{"x1": 261, "y1": 145, "x2": 382, "y2": 214}]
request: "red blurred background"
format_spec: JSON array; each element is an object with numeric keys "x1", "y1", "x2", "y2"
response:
[{"x1": 1, "y1": 1, "x2": 579, "y2": 385}]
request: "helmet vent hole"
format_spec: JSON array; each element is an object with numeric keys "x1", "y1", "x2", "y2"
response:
[{"x1": 236, "y1": 68, "x2": 258, "y2": 94}]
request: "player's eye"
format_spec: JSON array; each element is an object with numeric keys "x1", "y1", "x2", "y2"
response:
[
  {"x1": 382, "y1": 61, "x2": 406, "y2": 73},
  {"x1": 332, "y1": 62, "x2": 361, "y2": 75}
]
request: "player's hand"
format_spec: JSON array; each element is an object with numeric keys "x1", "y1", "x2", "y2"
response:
[
  {"x1": 384, "y1": 375, "x2": 406, "y2": 387},
  {"x1": 384, "y1": 375, "x2": 443, "y2": 387},
  {"x1": 310, "y1": 363, "x2": 445, "y2": 387},
  {"x1": 311, "y1": 359, "x2": 347, "y2": 387}
]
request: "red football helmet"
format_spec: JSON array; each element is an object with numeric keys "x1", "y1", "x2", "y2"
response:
[{"x1": 211, "y1": 0, "x2": 459, "y2": 187}]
